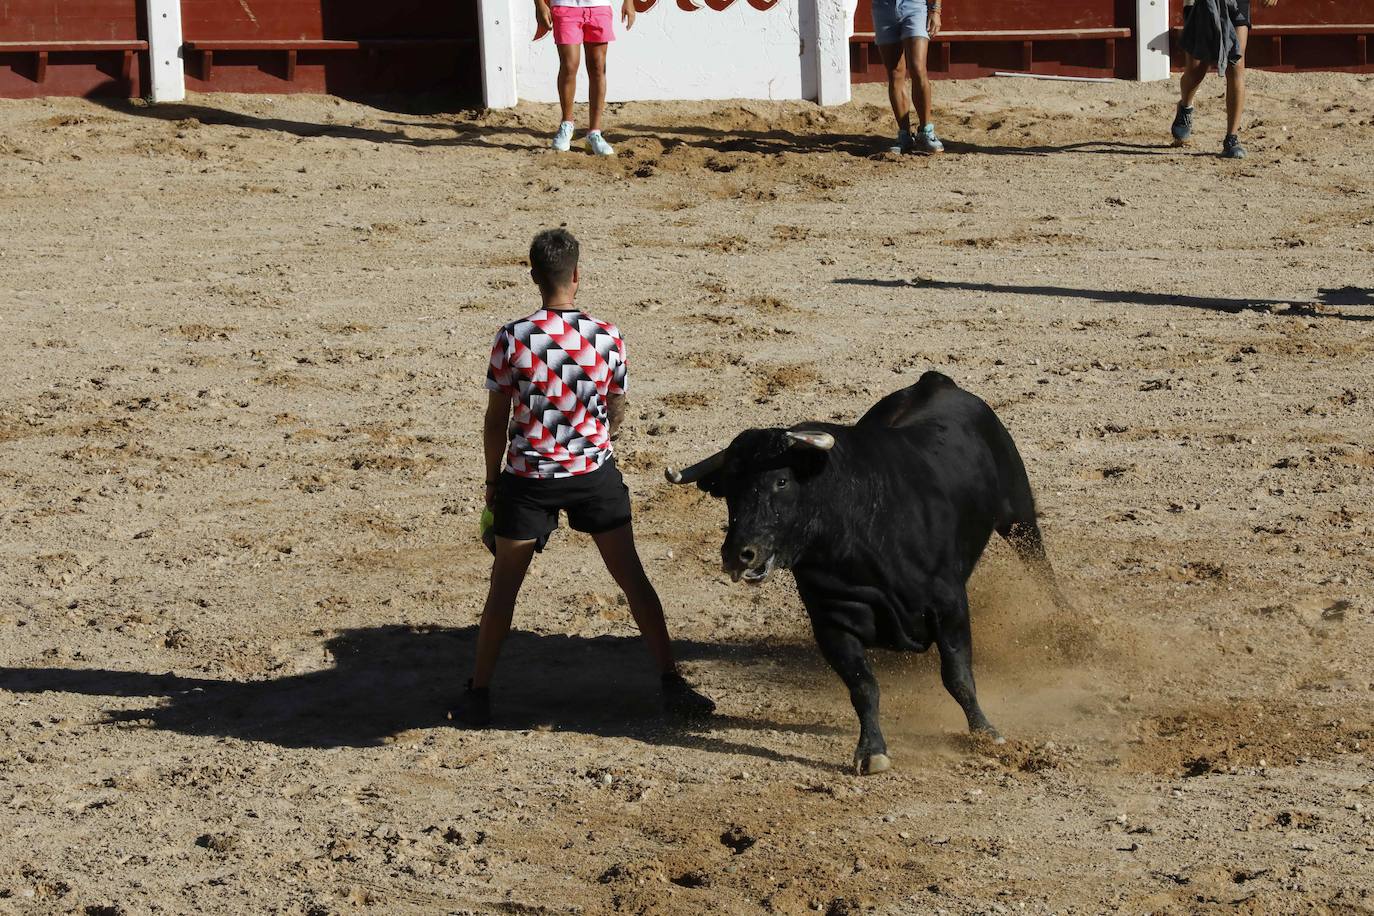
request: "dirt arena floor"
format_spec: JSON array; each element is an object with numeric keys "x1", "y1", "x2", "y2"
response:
[{"x1": 1, "y1": 71, "x2": 1372, "y2": 915}]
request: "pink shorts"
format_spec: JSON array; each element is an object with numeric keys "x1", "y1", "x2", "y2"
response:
[{"x1": 552, "y1": 5, "x2": 615, "y2": 45}]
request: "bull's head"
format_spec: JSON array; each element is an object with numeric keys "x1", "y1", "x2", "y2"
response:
[{"x1": 666, "y1": 427, "x2": 835, "y2": 584}]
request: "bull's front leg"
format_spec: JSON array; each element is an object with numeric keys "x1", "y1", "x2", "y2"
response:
[{"x1": 813, "y1": 623, "x2": 889, "y2": 775}]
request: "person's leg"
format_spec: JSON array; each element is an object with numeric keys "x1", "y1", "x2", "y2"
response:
[
  {"x1": 590, "y1": 521, "x2": 715, "y2": 718},
  {"x1": 590, "y1": 522, "x2": 673, "y2": 672},
  {"x1": 878, "y1": 42, "x2": 911, "y2": 135},
  {"x1": 1178, "y1": 53, "x2": 1209, "y2": 108},
  {"x1": 556, "y1": 41, "x2": 581, "y2": 126},
  {"x1": 585, "y1": 42, "x2": 608, "y2": 133},
  {"x1": 904, "y1": 36, "x2": 932, "y2": 129},
  {"x1": 470, "y1": 536, "x2": 538, "y2": 688},
  {"x1": 1225, "y1": 26, "x2": 1249, "y2": 136}
]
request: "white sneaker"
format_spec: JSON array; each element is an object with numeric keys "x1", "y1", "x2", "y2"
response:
[
  {"x1": 586, "y1": 130, "x2": 615, "y2": 157},
  {"x1": 551, "y1": 121, "x2": 574, "y2": 152}
]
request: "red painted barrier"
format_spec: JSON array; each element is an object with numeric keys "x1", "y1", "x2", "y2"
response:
[
  {"x1": 0, "y1": 0, "x2": 146, "y2": 97},
  {"x1": 179, "y1": 0, "x2": 481, "y2": 95},
  {"x1": 1168, "y1": 0, "x2": 1374, "y2": 71},
  {"x1": 850, "y1": 0, "x2": 1137, "y2": 81},
  {"x1": 849, "y1": 0, "x2": 1373, "y2": 82},
  {"x1": 0, "y1": 0, "x2": 481, "y2": 98}
]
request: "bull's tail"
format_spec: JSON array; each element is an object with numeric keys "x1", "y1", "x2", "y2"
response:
[{"x1": 1000, "y1": 520, "x2": 1073, "y2": 612}]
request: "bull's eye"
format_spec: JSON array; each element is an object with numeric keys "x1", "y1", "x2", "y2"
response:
[{"x1": 774, "y1": 477, "x2": 789, "y2": 491}]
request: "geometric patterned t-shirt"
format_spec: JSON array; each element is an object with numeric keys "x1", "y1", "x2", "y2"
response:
[{"x1": 484, "y1": 308, "x2": 628, "y2": 479}]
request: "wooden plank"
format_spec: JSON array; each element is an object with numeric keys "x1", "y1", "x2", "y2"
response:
[
  {"x1": 35, "y1": 50, "x2": 48, "y2": 83},
  {"x1": 854, "y1": 0, "x2": 1121, "y2": 33},
  {"x1": 1167, "y1": 24, "x2": 1374, "y2": 35},
  {"x1": 0, "y1": 40, "x2": 147, "y2": 51},
  {"x1": 185, "y1": 39, "x2": 363, "y2": 50},
  {"x1": 286, "y1": 48, "x2": 298, "y2": 81},
  {"x1": 1020, "y1": 40, "x2": 1034, "y2": 70},
  {"x1": 1252, "y1": 23, "x2": 1374, "y2": 33},
  {"x1": 850, "y1": 28, "x2": 1131, "y2": 42},
  {"x1": 183, "y1": 38, "x2": 474, "y2": 51}
]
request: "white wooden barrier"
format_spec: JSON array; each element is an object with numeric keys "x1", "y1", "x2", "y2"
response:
[{"x1": 147, "y1": 0, "x2": 186, "y2": 102}]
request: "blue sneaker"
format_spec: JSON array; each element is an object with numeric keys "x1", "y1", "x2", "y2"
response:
[
  {"x1": 912, "y1": 124, "x2": 944, "y2": 155},
  {"x1": 551, "y1": 120, "x2": 574, "y2": 152},
  {"x1": 586, "y1": 130, "x2": 615, "y2": 157},
  {"x1": 888, "y1": 128, "x2": 912, "y2": 154},
  {"x1": 1222, "y1": 133, "x2": 1246, "y2": 159}
]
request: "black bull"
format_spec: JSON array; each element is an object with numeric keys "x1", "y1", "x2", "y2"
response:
[{"x1": 666, "y1": 372, "x2": 1069, "y2": 774}]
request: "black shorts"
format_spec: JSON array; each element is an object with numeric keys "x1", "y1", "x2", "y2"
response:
[
  {"x1": 1183, "y1": 0, "x2": 1250, "y2": 28},
  {"x1": 491, "y1": 458, "x2": 632, "y2": 551}
]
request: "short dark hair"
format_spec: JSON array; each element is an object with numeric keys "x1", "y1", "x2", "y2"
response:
[{"x1": 529, "y1": 228, "x2": 580, "y2": 291}]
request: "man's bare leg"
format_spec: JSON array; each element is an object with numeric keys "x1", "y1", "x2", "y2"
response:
[
  {"x1": 904, "y1": 36, "x2": 933, "y2": 129},
  {"x1": 556, "y1": 42, "x2": 582, "y2": 125},
  {"x1": 1225, "y1": 26, "x2": 1249, "y2": 135},
  {"x1": 591, "y1": 522, "x2": 715, "y2": 717},
  {"x1": 590, "y1": 523, "x2": 673, "y2": 672},
  {"x1": 585, "y1": 42, "x2": 608, "y2": 134},
  {"x1": 471, "y1": 537, "x2": 538, "y2": 688},
  {"x1": 878, "y1": 42, "x2": 912, "y2": 135},
  {"x1": 1179, "y1": 52, "x2": 1209, "y2": 108}
]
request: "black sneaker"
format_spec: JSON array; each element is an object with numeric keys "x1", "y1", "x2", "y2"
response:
[
  {"x1": 661, "y1": 670, "x2": 715, "y2": 720},
  {"x1": 1171, "y1": 103, "x2": 1194, "y2": 143},
  {"x1": 449, "y1": 679, "x2": 491, "y2": 728},
  {"x1": 1222, "y1": 133, "x2": 1246, "y2": 159}
]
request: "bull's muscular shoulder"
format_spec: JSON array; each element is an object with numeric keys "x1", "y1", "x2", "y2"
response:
[{"x1": 859, "y1": 371, "x2": 966, "y2": 429}]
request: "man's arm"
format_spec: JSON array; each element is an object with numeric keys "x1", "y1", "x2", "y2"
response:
[
  {"x1": 484, "y1": 391, "x2": 512, "y2": 503},
  {"x1": 607, "y1": 393, "x2": 627, "y2": 439}
]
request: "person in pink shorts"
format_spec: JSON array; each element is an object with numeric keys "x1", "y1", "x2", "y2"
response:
[{"x1": 536, "y1": 0, "x2": 635, "y2": 155}]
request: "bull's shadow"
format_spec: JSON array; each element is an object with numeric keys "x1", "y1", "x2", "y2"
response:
[{"x1": 0, "y1": 626, "x2": 846, "y2": 769}]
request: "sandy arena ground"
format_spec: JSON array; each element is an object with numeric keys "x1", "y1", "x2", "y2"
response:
[{"x1": 1, "y1": 72, "x2": 1373, "y2": 914}]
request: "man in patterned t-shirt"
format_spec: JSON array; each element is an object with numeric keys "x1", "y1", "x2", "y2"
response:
[{"x1": 451, "y1": 228, "x2": 715, "y2": 726}]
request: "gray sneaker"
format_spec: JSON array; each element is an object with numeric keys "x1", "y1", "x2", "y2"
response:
[
  {"x1": 911, "y1": 124, "x2": 944, "y2": 155},
  {"x1": 1171, "y1": 104, "x2": 1194, "y2": 143},
  {"x1": 888, "y1": 128, "x2": 912, "y2": 154},
  {"x1": 1222, "y1": 133, "x2": 1246, "y2": 159},
  {"x1": 586, "y1": 130, "x2": 615, "y2": 157},
  {"x1": 551, "y1": 120, "x2": 574, "y2": 152}
]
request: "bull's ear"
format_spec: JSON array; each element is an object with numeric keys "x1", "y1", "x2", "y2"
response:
[{"x1": 786, "y1": 430, "x2": 835, "y2": 451}]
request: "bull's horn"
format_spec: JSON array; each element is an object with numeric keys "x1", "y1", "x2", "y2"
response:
[
  {"x1": 786, "y1": 430, "x2": 835, "y2": 451},
  {"x1": 665, "y1": 449, "x2": 728, "y2": 485}
]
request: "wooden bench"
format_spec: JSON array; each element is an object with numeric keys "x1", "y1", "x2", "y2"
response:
[
  {"x1": 1170, "y1": 23, "x2": 1373, "y2": 67},
  {"x1": 851, "y1": 27, "x2": 1132, "y2": 72},
  {"x1": 0, "y1": 40, "x2": 148, "y2": 84},
  {"x1": 183, "y1": 38, "x2": 476, "y2": 83}
]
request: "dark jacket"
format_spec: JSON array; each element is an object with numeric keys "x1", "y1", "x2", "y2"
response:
[{"x1": 1181, "y1": 0, "x2": 1241, "y2": 74}]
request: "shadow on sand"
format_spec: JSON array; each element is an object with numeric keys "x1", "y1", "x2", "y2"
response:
[
  {"x1": 0, "y1": 625, "x2": 851, "y2": 771},
  {"x1": 834, "y1": 278, "x2": 1374, "y2": 322}
]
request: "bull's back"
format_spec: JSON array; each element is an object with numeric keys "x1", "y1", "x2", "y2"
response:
[{"x1": 859, "y1": 373, "x2": 1037, "y2": 547}]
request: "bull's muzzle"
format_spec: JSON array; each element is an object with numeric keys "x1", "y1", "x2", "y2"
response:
[{"x1": 724, "y1": 543, "x2": 775, "y2": 584}]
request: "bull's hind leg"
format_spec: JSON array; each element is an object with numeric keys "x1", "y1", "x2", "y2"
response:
[
  {"x1": 933, "y1": 582, "x2": 1002, "y2": 742},
  {"x1": 1001, "y1": 519, "x2": 1072, "y2": 611},
  {"x1": 812, "y1": 623, "x2": 890, "y2": 775}
]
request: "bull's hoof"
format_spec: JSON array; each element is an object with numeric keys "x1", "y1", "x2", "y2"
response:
[
  {"x1": 972, "y1": 724, "x2": 1005, "y2": 745},
  {"x1": 855, "y1": 753, "x2": 891, "y2": 775}
]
